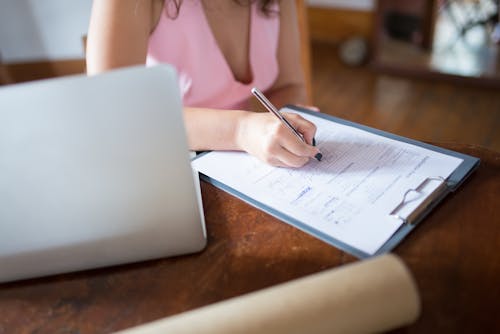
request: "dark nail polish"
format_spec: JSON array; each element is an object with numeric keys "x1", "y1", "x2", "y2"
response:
[
  {"x1": 315, "y1": 152, "x2": 322, "y2": 161},
  {"x1": 312, "y1": 137, "x2": 316, "y2": 146}
]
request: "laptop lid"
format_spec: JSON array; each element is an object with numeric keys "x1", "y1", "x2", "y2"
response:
[{"x1": 0, "y1": 65, "x2": 206, "y2": 283}]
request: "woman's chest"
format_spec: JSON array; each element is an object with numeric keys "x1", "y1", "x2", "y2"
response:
[{"x1": 201, "y1": 1, "x2": 252, "y2": 83}]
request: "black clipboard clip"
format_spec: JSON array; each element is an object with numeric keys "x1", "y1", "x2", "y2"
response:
[{"x1": 390, "y1": 176, "x2": 447, "y2": 225}]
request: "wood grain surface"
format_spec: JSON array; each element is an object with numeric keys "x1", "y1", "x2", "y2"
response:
[{"x1": 0, "y1": 143, "x2": 498, "y2": 334}]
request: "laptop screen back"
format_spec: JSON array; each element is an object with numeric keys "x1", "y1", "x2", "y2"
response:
[{"x1": 0, "y1": 65, "x2": 206, "y2": 283}]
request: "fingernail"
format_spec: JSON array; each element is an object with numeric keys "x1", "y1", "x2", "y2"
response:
[
  {"x1": 315, "y1": 152, "x2": 323, "y2": 161},
  {"x1": 312, "y1": 137, "x2": 316, "y2": 146}
]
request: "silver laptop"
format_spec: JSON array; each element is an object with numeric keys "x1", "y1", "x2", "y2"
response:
[{"x1": 0, "y1": 65, "x2": 207, "y2": 283}]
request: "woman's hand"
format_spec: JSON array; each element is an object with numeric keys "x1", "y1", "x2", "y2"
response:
[{"x1": 236, "y1": 112, "x2": 320, "y2": 168}]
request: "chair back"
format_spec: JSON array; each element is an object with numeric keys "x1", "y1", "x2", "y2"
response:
[{"x1": 295, "y1": 0, "x2": 313, "y2": 105}]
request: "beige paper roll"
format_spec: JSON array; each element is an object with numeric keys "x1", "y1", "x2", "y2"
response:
[{"x1": 116, "y1": 254, "x2": 420, "y2": 334}]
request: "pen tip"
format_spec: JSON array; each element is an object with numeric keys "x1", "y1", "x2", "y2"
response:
[{"x1": 315, "y1": 152, "x2": 323, "y2": 161}]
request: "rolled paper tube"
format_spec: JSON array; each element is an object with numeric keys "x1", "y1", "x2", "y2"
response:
[{"x1": 116, "y1": 254, "x2": 421, "y2": 334}]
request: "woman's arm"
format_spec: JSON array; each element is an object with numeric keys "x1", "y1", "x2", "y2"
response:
[
  {"x1": 86, "y1": 0, "x2": 319, "y2": 167},
  {"x1": 86, "y1": 0, "x2": 159, "y2": 74},
  {"x1": 185, "y1": 107, "x2": 319, "y2": 167}
]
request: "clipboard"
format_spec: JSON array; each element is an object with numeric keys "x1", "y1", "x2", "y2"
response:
[{"x1": 192, "y1": 106, "x2": 480, "y2": 258}]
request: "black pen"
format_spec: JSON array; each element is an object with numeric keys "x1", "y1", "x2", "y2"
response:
[{"x1": 251, "y1": 87, "x2": 322, "y2": 162}]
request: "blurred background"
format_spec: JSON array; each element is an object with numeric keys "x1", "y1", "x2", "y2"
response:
[{"x1": 0, "y1": 0, "x2": 499, "y2": 151}]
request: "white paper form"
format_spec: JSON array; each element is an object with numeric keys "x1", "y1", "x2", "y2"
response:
[{"x1": 192, "y1": 109, "x2": 464, "y2": 255}]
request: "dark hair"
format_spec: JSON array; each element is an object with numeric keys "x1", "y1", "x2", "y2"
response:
[{"x1": 165, "y1": 0, "x2": 278, "y2": 18}]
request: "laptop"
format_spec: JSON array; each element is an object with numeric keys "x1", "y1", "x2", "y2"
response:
[{"x1": 0, "y1": 65, "x2": 207, "y2": 283}]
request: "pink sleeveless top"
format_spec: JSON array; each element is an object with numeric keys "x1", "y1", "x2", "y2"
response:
[{"x1": 146, "y1": 1, "x2": 280, "y2": 110}]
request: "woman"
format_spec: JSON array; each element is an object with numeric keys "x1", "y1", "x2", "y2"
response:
[{"x1": 86, "y1": 0, "x2": 320, "y2": 167}]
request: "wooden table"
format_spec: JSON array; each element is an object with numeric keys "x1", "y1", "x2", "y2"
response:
[{"x1": 0, "y1": 143, "x2": 498, "y2": 333}]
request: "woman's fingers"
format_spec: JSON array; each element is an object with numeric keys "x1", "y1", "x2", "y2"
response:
[
  {"x1": 282, "y1": 112, "x2": 317, "y2": 147},
  {"x1": 238, "y1": 112, "x2": 321, "y2": 168},
  {"x1": 274, "y1": 146, "x2": 311, "y2": 168},
  {"x1": 268, "y1": 113, "x2": 321, "y2": 167},
  {"x1": 275, "y1": 128, "x2": 319, "y2": 160}
]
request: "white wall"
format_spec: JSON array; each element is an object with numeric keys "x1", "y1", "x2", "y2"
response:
[
  {"x1": 0, "y1": 0, "x2": 92, "y2": 62},
  {"x1": 0, "y1": 0, "x2": 373, "y2": 63}
]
